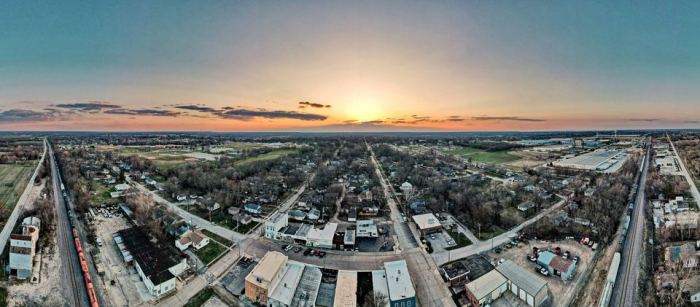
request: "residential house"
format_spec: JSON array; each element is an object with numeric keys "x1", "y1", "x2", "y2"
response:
[
  {"x1": 245, "y1": 203, "x2": 262, "y2": 216},
  {"x1": 517, "y1": 201, "x2": 536, "y2": 212},
  {"x1": 175, "y1": 230, "x2": 210, "y2": 251},
  {"x1": 665, "y1": 243, "x2": 698, "y2": 268},
  {"x1": 198, "y1": 198, "x2": 221, "y2": 212}
]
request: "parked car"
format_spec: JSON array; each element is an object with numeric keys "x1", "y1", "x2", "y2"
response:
[
  {"x1": 498, "y1": 258, "x2": 506, "y2": 265},
  {"x1": 535, "y1": 265, "x2": 543, "y2": 272},
  {"x1": 539, "y1": 268, "x2": 549, "y2": 276},
  {"x1": 430, "y1": 234, "x2": 436, "y2": 240},
  {"x1": 281, "y1": 244, "x2": 288, "y2": 250},
  {"x1": 529, "y1": 255, "x2": 537, "y2": 262},
  {"x1": 319, "y1": 252, "x2": 326, "y2": 258},
  {"x1": 572, "y1": 256, "x2": 580, "y2": 264},
  {"x1": 304, "y1": 249, "x2": 312, "y2": 256},
  {"x1": 294, "y1": 247, "x2": 302, "y2": 253},
  {"x1": 284, "y1": 245, "x2": 293, "y2": 252}
]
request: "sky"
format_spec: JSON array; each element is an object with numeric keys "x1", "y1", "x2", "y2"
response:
[{"x1": 1, "y1": 1, "x2": 700, "y2": 132}]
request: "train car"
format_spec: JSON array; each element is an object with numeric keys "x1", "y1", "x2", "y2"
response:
[
  {"x1": 75, "y1": 238, "x2": 83, "y2": 254},
  {"x1": 80, "y1": 258, "x2": 89, "y2": 273},
  {"x1": 86, "y1": 282, "x2": 99, "y2": 307},
  {"x1": 73, "y1": 228, "x2": 79, "y2": 238}
]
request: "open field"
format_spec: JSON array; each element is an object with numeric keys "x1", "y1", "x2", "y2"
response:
[
  {"x1": 444, "y1": 147, "x2": 522, "y2": 164},
  {"x1": 0, "y1": 164, "x2": 35, "y2": 219},
  {"x1": 221, "y1": 142, "x2": 265, "y2": 150},
  {"x1": 233, "y1": 149, "x2": 298, "y2": 166},
  {"x1": 91, "y1": 183, "x2": 120, "y2": 206},
  {"x1": 195, "y1": 241, "x2": 228, "y2": 265}
]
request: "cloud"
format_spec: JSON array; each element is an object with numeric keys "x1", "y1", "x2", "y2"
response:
[
  {"x1": 627, "y1": 118, "x2": 659, "y2": 122},
  {"x1": 218, "y1": 108, "x2": 328, "y2": 121},
  {"x1": 682, "y1": 120, "x2": 700, "y2": 124},
  {"x1": 173, "y1": 104, "x2": 217, "y2": 112},
  {"x1": 104, "y1": 109, "x2": 181, "y2": 117},
  {"x1": 299, "y1": 101, "x2": 330, "y2": 108},
  {"x1": 54, "y1": 101, "x2": 122, "y2": 112},
  {"x1": 472, "y1": 116, "x2": 546, "y2": 122},
  {"x1": 0, "y1": 109, "x2": 54, "y2": 122}
]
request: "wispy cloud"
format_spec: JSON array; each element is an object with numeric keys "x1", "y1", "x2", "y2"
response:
[
  {"x1": 104, "y1": 109, "x2": 181, "y2": 117},
  {"x1": 472, "y1": 116, "x2": 546, "y2": 122},
  {"x1": 627, "y1": 118, "x2": 659, "y2": 122},
  {"x1": 0, "y1": 109, "x2": 54, "y2": 122},
  {"x1": 54, "y1": 101, "x2": 122, "y2": 112},
  {"x1": 299, "y1": 101, "x2": 330, "y2": 108},
  {"x1": 173, "y1": 104, "x2": 217, "y2": 112},
  {"x1": 682, "y1": 120, "x2": 700, "y2": 124},
  {"x1": 218, "y1": 108, "x2": 328, "y2": 121}
]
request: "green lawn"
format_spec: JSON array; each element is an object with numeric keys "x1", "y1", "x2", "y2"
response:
[
  {"x1": 222, "y1": 142, "x2": 265, "y2": 150},
  {"x1": 443, "y1": 147, "x2": 482, "y2": 156},
  {"x1": 202, "y1": 229, "x2": 234, "y2": 247},
  {"x1": 195, "y1": 242, "x2": 228, "y2": 265},
  {"x1": 445, "y1": 229, "x2": 472, "y2": 250},
  {"x1": 91, "y1": 183, "x2": 120, "y2": 206},
  {"x1": 234, "y1": 222, "x2": 260, "y2": 234},
  {"x1": 444, "y1": 147, "x2": 521, "y2": 164},
  {"x1": 183, "y1": 288, "x2": 215, "y2": 307},
  {"x1": 233, "y1": 149, "x2": 298, "y2": 166},
  {"x1": 0, "y1": 164, "x2": 36, "y2": 219}
]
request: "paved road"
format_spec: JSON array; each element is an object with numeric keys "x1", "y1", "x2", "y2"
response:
[
  {"x1": 432, "y1": 195, "x2": 569, "y2": 265},
  {"x1": 611, "y1": 140, "x2": 650, "y2": 307},
  {"x1": 368, "y1": 143, "x2": 455, "y2": 307},
  {"x1": 668, "y1": 134, "x2": 700, "y2": 203},
  {"x1": 0, "y1": 138, "x2": 46, "y2": 255},
  {"x1": 48, "y1": 142, "x2": 90, "y2": 307},
  {"x1": 127, "y1": 178, "x2": 249, "y2": 241}
]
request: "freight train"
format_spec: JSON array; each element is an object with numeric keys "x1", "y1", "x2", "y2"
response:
[{"x1": 56, "y1": 155, "x2": 99, "y2": 307}]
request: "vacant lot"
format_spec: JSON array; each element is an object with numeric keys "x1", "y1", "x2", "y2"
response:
[
  {"x1": 233, "y1": 149, "x2": 298, "y2": 166},
  {"x1": 0, "y1": 164, "x2": 35, "y2": 219},
  {"x1": 195, "y1": 241, "x2": 228, "y2": 265},
  {"x1": 444, "y1": 147, "x2": 522, "y2": 164}
]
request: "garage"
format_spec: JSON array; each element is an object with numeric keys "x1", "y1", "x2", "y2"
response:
[{"x1": 511, "y1": 283, "x2": 518, "y2": 295}]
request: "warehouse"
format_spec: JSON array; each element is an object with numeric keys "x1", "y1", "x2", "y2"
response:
[
  {"x1": 537, "y1": 251, "x2": 576, "y2": 281},
  {"x1": 464, "y1": 270, "x2": 508, "y2": 307},
  {"x1": 496, "y1": 260, "x2": 549, "y2": 306},
  {"x1": 552, "y1": 149, "x2": 629, "y2": 172}
]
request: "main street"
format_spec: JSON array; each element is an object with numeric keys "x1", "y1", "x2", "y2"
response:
[
  {"x1": 367, "y1": 142, "x2": 456, "y2": 307},
  {"x1": 48, "y1": 142, "x2": 90, "y2": 307},
  {"x1": 611, "y1": 139, "x2": 651, "y2": 307}
]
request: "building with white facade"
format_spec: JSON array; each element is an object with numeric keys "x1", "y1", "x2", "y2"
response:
[
  {"x1": 265, "y1": 212, "x2": 289, "y2": 240},
  {"x1": 9, "y1": 217, "x2": 40, "y2": 279}
]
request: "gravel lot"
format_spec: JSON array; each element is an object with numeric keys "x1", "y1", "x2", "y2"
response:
[{"x1": 489, "y1": 239, "x2": 595, "y2": 306}]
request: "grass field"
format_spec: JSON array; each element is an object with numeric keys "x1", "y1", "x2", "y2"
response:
[
  {"x1": 183, "y1": 288, "x2": 215, "y2": 307},
  {"x1": 195, "y1": 241, "x2": 228, "y2": 265},
  {"x1": 202, "y1": 229, "x2": 234, "y2": 247},
  {"x1": 233, "y1": 149, "x2": 298, "y2": 166},
  {"x1": 222, "y1": 142, "x2": 265, "y2": 150},
  {"x1": 0, "y1": 164, "x2": 35, "y2": 219},
  {"x1": 91, "y1": 183, "x2": 120, "y2": 206},
  {"x1": 444, "y1": 147, "x2": 522, "y2": 164}
]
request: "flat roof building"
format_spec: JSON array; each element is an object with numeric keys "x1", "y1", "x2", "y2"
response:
[
  {"x1": 291, "y1": 266, "x2": 323, "y2": 307},
  {"x1": 356, "y1": 220, "x2": 378, "y2": 238},
  {"x1": 265, "y1": 212, "x2": 289, "y2": 240},
  {"x1": 412, "y1": 213, "x2": 443, "y2": 235},
  {"x1": 333, "y1": 271, "x2": 357, "y2": 307},
  {"x1": 465, "y1": 270, "x2": 508, "y2": 307},
  {"x1": 269, "y1": 260, "x2": 305, "y2": 307},
  {"x1": 9, "y1": 217, "x2": 40, "y2": 280},
  {"x1": 307, "y1": 223, "x2": 338, "y2": 249},
  {"x1": 385, "y1": 260, "x2": 416, "y2": 307},
  {"x1": 245, "y1": 251, "x2": 288, "y2": 305},
  {"x1": 372, "y1": 271, "x2": 391, "y2": 307}
]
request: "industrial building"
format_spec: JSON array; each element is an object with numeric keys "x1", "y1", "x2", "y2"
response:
[
  {"x1": 412, "y1": 213, "x2": 443, "y2": 235},
  {"x1": 114, "y1": 227, "x2": 189, "y2": 297},
  {"x1": 465, "y1": 260, "x2": 549, "y2": 307},
  {"x1": 268, "y1": 261, "x2": 305, "y2": 307},
  {"x1": 9, "y1": 216, "x2": 40, "y2": 279},
  {"x1": 552, "y1": 149, "x2": 629, "y2": 172}
]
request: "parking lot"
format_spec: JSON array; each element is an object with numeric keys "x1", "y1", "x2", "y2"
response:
[
  {"x1": 426, "y1": 230, "x2": 457, "y2": 253},
  {"x1": 489, "y1": 239, "x2": 595, "y2": 306},
  {"x1": 221, "y1": 257, "x2": 257, "y2": 297},
  {"x1": 356, "y1": 224, "x2": 395, "y2": 252},
  {"x1": 92, "y1": 212, "x2": 153, "y2": 305}
]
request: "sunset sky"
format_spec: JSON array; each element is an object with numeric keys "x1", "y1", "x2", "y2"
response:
[{"x1": 2, "y1": 1, "x2": 700, "y2": 132}]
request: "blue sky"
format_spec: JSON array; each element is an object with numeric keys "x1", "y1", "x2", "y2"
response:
[{"x1": 1, "y1": 1, "x2": 699, "y2": 131}]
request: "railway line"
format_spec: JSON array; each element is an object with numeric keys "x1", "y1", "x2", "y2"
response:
[
  {"x1": 49, "y1": 143, "x2": 90, "y2": 306},
  {"x1": 610, "y1": 139, "x2": 650, "y2": 307}
]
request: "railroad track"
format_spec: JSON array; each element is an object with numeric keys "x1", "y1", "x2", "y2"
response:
[
  {"x1": 612, "y1": 140, "x2": 650, "y2": 307},
  {"x1": 49, "y1": 145, "x2": 88, "y2": 306}
]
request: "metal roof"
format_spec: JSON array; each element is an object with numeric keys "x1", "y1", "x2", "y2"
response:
[
  {"x1": 465, "y1": 270, "x2": 507, "y2": 300},
  {"x1": 291, "y1": 266, "x2": 323, "y2": 307},
  {"x1": 496, "y1": 260, "x2": 547, "y2": 296},
  {"x1": 371, "y1": 271, "x2": 390, "y2": 307},
  {"x1": 269, "y1": 261, "x2": 305, "y2": 306}
]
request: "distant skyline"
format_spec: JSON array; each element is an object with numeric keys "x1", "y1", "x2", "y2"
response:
[{"x1": 2, "y1": 1, "x2": 700, "y2": 132}]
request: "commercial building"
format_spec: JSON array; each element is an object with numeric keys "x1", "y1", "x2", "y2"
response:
[
  {"x1": 385, "y1": 260, "x2": 416, "y2": 307},
  {"x1": 307, "y1": 223, "x2": 338, "y2": 249},
  {"x1": 412, "y1": 213, "x2": 442, "y2": 235},
  {"x1": 9, "y1": 217, "x2": 40, "y2": 279},
  {"x1": 552, "y1": 149, "x2": 629, "y2": 172},
  {"x1": 372, "y1": 271, "x2": 391, "y2": 307},
  {"x1": 334, "y1": 271, "x2": 357, "y2": 307},
  {"x1": 356, "y1": 220, "x2": 378, "y2": 238},
  {"x1": 496, "y1": 260, "x2": 549, "y2": 306},
  {"x1": 268, "y1": 261, "x2": 305, "y2": 307},
  {"x1": 245, "y1": 252, "x2": 288, "y2": 305},
  {"x1": 115, "y1": 227, "x2": 189, "y2": 297},
  {"x1": 265, "y1": 212, "x2": 289, "y2": 240},
  {"x1": 290, "y1": 266, "x2": 323, "y2": 307}
]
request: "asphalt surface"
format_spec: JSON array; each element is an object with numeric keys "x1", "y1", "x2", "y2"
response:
[
  {"x1": 611, "y1": 140, "x2": 650, "y2": 307},
  {"x1": 48, "y1": 143, "x2": 90, "y2": 307}
]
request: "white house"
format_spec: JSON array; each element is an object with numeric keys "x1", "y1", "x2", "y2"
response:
[
  {"x1": 175, "y1": 230, "x2": 210, "y2": 251},
  {"x1": 265, "y1": 212, "x2": 289, "y2": 240}
]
